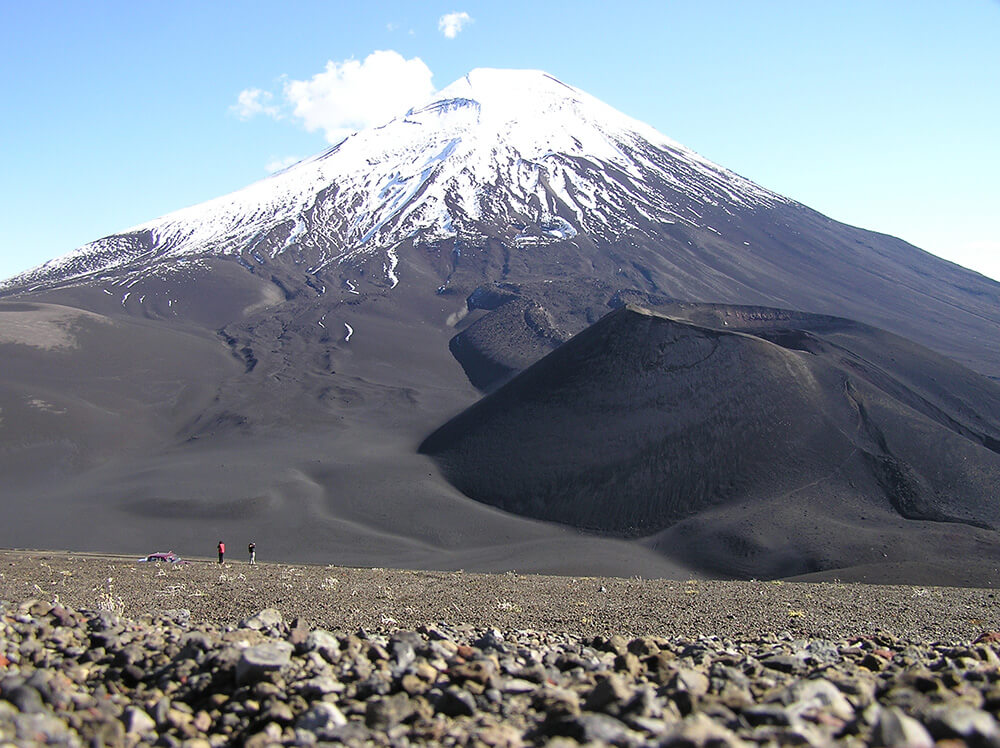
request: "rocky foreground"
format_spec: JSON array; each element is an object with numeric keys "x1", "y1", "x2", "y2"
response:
[{"x1": 2, "y1": 553, "x2": 1000, "y2": 746}]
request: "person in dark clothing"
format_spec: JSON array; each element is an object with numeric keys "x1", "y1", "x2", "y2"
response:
[
  {"x1": 217, "y1": 540, "x2": 225, "y2": 564},
  {"x1": 248, "y1": 542, "x2": 256, "y2": 565}
]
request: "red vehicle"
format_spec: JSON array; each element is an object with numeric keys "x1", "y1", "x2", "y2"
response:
[{"x1": 138, "y1": 551, "x2": 186, "y2": 564}]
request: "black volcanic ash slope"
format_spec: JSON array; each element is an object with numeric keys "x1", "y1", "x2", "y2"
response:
[{"x1": 420, "y1": 304, "x2": 1000, "y2": 578}]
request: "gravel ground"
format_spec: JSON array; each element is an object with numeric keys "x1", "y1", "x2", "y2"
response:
[
  {"x1": 0, "y1": 550, "x2": 997, "y2": 642},
  {"x1": 5, "y1": 551, "x2": 1000, "y2": 746}
]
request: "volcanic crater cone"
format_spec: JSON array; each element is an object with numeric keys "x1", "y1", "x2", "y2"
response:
[{"x1": 422, "y1": 303, "x2": 1000, "y2": 579}]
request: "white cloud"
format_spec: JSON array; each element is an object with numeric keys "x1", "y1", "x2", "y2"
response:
[
  {"x1": 232, "y1": 88, "x2": 280, "y2": 120},
  {"x1": 283, "y1": 50, "x2": 435, "y2": 143},
  {"x1": 438, "y1": 11, "x2": 472, "y2": 39},
  {"x1": 266, "y1": 156, "x2": 300, "y2": 173}
]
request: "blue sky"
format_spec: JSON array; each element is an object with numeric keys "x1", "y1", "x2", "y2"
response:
[{"x1": 2, "y1": 1, "x2": 998, "y2": 281}]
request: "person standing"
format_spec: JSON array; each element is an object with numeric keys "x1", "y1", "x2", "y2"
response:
[
  {"x1": 248, "y1": 541, "x2": 256, "y2": 565},
  {"x1": 217, "y1": 540, "x2": 225, "y2": 564}
]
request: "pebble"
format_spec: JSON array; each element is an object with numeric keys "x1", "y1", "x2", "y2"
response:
[{"x1": 235, "y1": 641, "x2": 293, "y2": 685}]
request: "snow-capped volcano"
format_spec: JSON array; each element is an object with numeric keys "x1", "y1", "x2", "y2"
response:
[
  {"x1": 3, "y1": 67, "x2": 999, "y2": 385},
  {"x1": 5, "y1": 69, "x2": 783, "y2": 290},
  {"x1": 4, "y1": 69, "x2": 1000, "y2": 582}
]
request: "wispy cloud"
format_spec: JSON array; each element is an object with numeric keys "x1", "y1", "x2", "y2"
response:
[
  {"x1": 231, "y1": 88, "x2": 281, "y2": 120},
  {"x1": 438, "y1": 11, "x2": 472, "y2": 39},
  {"x1": 234, "y1": 51, "x2": 434, "y2": 146}
]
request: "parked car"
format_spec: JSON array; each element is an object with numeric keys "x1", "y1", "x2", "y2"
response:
[{"x1": 138, "y1": 551, "x2": 186, "y2": 564}]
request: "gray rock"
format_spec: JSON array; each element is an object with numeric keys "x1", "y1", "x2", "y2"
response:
[
  {"x1": 760, "y1": 653, "x2": 806, "y2": 673},
  {"x1": 151, "y1": 697, "x2": 171, "y2": 727},
  {"x1": 778, "y1": 678, "x2": 855, "y2": 721},
  {"x1": 924, "y1": 704, "x2": 1000, "y2": 744},
  {"x1": 390, "y1": 630, "x2": 424, "y2": 648},
  {"x1": 533, "y1": 685, "x2": 582, "y2": 718},
  {"x1": 241, "y1": 608, "x2": 284, "y2": 631},
  {"x1": 263, "y1": 700, "x2": 294, "y2": 724},
  {"x1": 659, "y1": 712, "x2": 748, "y2": 747},
  {"x1": 6, "y1": 684, "x2": 45, "y2": 714},
  {"x1": 390, "y1": 639, "x2": 415, "y2": 674},
  {"x1": 294, "y1": 675, "x2": 341, "y2": 697},
  {"x1": 25, "y1": 671, "x2": 56, "y2": 705},
  {"x1": 178, "y1": 631, "x2": 213, "y2": 655},
  {"x1": 366, "y1": 692, "x2": 415, "y2": 729},
  {"x1": 629, "y1": 685, "x2": 671, "y2": 721},
  {"x1": 628, "y1": 715, "x2": 673, "y2": 735},
  {"x1": 549, "y1": 712, "x2": 634, "y2": 744},
  {"x1": 629, "y1": 637, "x2": 659, "y2": 656},
  {"x1": 424, "y1": 626, "x2": 452, "y2": 641},
  {"x1": 671, "y1": 667, "x2": 710, "y2": 697},
  {"x1": 475, "y1": 628, "x2": 505, "y2": 650},
  {"x1": 288, "y1": 616, "x2": 310, "y2": 646},
  {"x1": 122, "y1": 705, "x2": 156, "y2": 734},
  {"x1": 872, "y1": 706, "x2": 934, "y2": 748},
  {"x1": 304, "y1": 722, "x2": 372, "y2": 744},
  {"x1": 303, "y1": 629, "x2": 341, "y2": 661},
  {"x1": 615, "y1": 652, "x2": 642, "y2": 677},
  {"x1": 584, "y1": 674, "x2": 633, "y2": 713},
  {"x1": 244, "y1": 722, "x2": 283, "y2": 748},
  {"x1": 89, "y1": 611, "x2": 121, "y2": 632},
  {"x1": 742, "y1": 703, "x2": 793, "y2": 727},
  {"x1": 607, "y1": 635, "x2": 629, "y2": 656},
  {"x1": 805, "y1": 639, "x2": 841, "y2": 665},
  {"x1": 162, "y1": 609, "x2": 191, "y2": 626},
  {"x1": 366, "y1": 641, "x2": 390, "y2": 661},
  {"x1": 502, "y1": 678, "x2": 538, "y2": 694},
  {"x1": 751, "y1": 723, "x2": 827, "y2": 747},
  {"x1": 235, "y1": 641, "x2": 293, "y2": 685},
  {"x1": 11, "y1": 712, "x2": 77, "y2": 745},
  {"x1": 295, "y1": 701, "x2": 348, "y2": 732},
  {"x1": 211, "y1": 644, "x2": 246, "y2": 672},
  {"x1": 436, "y1": 686, "x2": 476, "y2": 717}
]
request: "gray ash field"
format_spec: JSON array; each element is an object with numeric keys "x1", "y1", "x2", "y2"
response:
[
  {"x1": 1, "y1": 551, "x2": 997, "y2": 641},
  {"x1": 4, "y1": 552, "x2": 1000, "y2": 746}
]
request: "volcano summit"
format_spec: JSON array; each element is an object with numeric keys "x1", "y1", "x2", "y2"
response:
[{"x1": 2, "y1": 69, "x2": 999, "y2": 584}]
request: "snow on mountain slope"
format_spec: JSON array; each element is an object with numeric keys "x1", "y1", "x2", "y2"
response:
[{"x1": 3, "y1": 69, "x2": 786, "y2": 291}]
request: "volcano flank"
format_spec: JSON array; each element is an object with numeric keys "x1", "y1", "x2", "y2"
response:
[
  {"x1": 422, "y1": 304, "x2": 1000, "y2": 580},
  {"x1": 2, "y1": 69, "x2": 999, "y2": 584}
]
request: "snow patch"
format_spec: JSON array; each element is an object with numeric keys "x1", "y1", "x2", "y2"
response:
[{"x1": 384, "y1": 247, "x2": 399, "y2": 288}]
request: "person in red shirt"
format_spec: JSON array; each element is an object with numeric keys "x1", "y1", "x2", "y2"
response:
[{"x1": 217, "y1": 540, "x2": 225, "y2": 564}]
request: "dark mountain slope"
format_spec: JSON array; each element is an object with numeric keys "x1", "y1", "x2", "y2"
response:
[
  {"x1": 448, "y1": 201, "x2": 1000, "y2": 394},
  {"x1": 0, "y1": 300, "x2": 242, "y2": 492},
  {"x1": 421, "y1": 304, "x2": 1000, "y2": 579}
]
